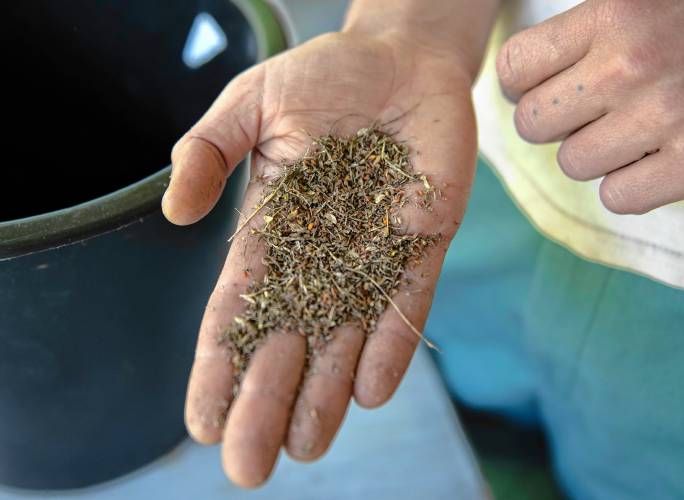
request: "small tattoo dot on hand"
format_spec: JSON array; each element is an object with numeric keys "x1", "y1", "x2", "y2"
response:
[
  {"x1": 532, "y1": 108, "x2": 539, "y2": 117},
  {"x1": 576, "y1": 84, "x2": 584, "y2": 92},
  {"x1": 552, "y1": 98, "x2": 560, "y2": 105}
]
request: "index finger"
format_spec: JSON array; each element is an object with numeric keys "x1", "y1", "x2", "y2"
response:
[
  {"x1": 184, "y1": 180, "x2": 267, "y2": 443},
  {"x1": 496, "y1": 2, "x2": 595, "y2": 101}
]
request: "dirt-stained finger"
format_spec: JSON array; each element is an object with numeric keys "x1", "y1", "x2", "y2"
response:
[
  {"x1": 285, "y1": 325, "x2": 365, "y2": 461},
  {"x1": 350, "y1": 97, "x2": 473, "y2": 408},
  {"x1": 354, "y1": 241, "x2": 448, "y2": 408},
  {"x1": 222, "y1": 333, "x2": 306, "y2": 488},
  {"x1": 184, "y1": 180, "x2": 267, "y2": 444}
]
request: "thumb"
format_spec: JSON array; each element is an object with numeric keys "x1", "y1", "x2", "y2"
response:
[{"x1": 162, "y1": 67, "x2": 263, "y2": 226}]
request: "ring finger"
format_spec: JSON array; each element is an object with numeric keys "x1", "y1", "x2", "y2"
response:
[{"x1": 557, "y1": 108, "x2": 663, "y2": 180}]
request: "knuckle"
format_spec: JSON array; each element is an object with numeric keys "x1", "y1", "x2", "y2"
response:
[
  {"x1": 616, "y1": 50, "x2": 646, "y2": 80},
  {"x1": 672, "y1": 137, "x2": 684, "y2": 157},
  {"x1": 651, "y1": 91, "x2": 683, "y2": 131},
  {"x1": 601, "y1": 46, "x2": 658, "y2": 88},
  {"x1": 513, "y1": 100, "x2": 541, "y2": 143}
]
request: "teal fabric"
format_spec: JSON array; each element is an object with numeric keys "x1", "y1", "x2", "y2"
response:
[{"x1": 427, "y1": 159, "x2": 684, "y2": 500}]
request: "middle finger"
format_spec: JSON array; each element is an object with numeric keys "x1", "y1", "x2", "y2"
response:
[
  {"x1": 514, "y1": 56, "x2": 609, "y2": 143},
  {"x1": 285, "y1": 325, "x2": 365, "y2": 461}
]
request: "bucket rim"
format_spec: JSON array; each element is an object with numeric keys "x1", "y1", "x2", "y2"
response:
[{"x1": 0, "y1": 0, "x2": 285, "y2": 260}]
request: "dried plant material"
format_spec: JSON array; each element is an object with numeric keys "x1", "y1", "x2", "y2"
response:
[{"x1": 221, "y1": 128, "x2": 437, "y2": 390}]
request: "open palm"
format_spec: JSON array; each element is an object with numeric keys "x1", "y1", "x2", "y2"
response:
[{"x1": 162, "y1": 32, "x2": 477, "y2": 488}]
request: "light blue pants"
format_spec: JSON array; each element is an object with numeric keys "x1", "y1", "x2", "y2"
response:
[{"x1": 428, "y1": 160, "x2": 684, "y2": 500}]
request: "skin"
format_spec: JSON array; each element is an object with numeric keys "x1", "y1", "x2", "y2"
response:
[
  {"x1": 162, "y1": 0, "x2": 684, "y2": 489},
  {"x1": 497, "y1": 0, "x2": 684, "y2": 214},
  {"x1": 162, "y1": 0, "x2": 499, "y2": 488}
]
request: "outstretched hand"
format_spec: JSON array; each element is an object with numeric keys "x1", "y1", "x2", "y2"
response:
[{"x1": 162, "y1": 32, "x2": 477, "y2": 487}]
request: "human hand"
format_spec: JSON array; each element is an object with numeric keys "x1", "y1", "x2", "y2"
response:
[
  {"x1": 161, "y1": 31, "x2": 478, "y2": 487},
  {"x1": 497, "y1": 0, "x2": 684, "y2": 214}
]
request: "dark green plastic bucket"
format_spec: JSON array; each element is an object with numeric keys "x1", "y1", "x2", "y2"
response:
[{"x1": 0, "y1": 0, "x2": 284, "y2": 489}]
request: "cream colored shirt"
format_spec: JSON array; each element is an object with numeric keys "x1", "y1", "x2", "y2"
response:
[{"x1": 473, "y1": 0, "x2": 684, "y2": 289}]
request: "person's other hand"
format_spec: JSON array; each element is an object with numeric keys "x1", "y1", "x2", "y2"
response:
[
  {"x1": 162, "y1": 32, "x2": 477, "y2": 487},
  {"x1": 497, "y1": 0, "x2": 684, "y2": 214}
]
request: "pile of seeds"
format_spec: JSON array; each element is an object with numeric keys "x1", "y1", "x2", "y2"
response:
[{"x1": 221, "y1": 128, "x2": 435, "y2": 389}]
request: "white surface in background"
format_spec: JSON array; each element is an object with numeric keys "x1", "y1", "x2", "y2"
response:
[
  {"x1": 0, "y1": 348, "x2": 486, "y2": 500},
  {"x1": 182, "y1": 12, "x2": 228, "y2": 69}
]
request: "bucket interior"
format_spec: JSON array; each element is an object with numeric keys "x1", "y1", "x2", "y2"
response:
[{"x1": 2, "y1": 0, "x2": 257, "y2": 222}]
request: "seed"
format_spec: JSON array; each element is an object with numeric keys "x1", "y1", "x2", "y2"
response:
[{"x1": 220, "y1": 128, "x2": 436, "y2": 390}]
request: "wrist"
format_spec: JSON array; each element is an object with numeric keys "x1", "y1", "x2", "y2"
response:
[
  {"x1": 342, "y1": 0, "x2": 499, "y2": 85},
  {"x1": 342, "y1": 25, "x2": 476, "y2": 86}
]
